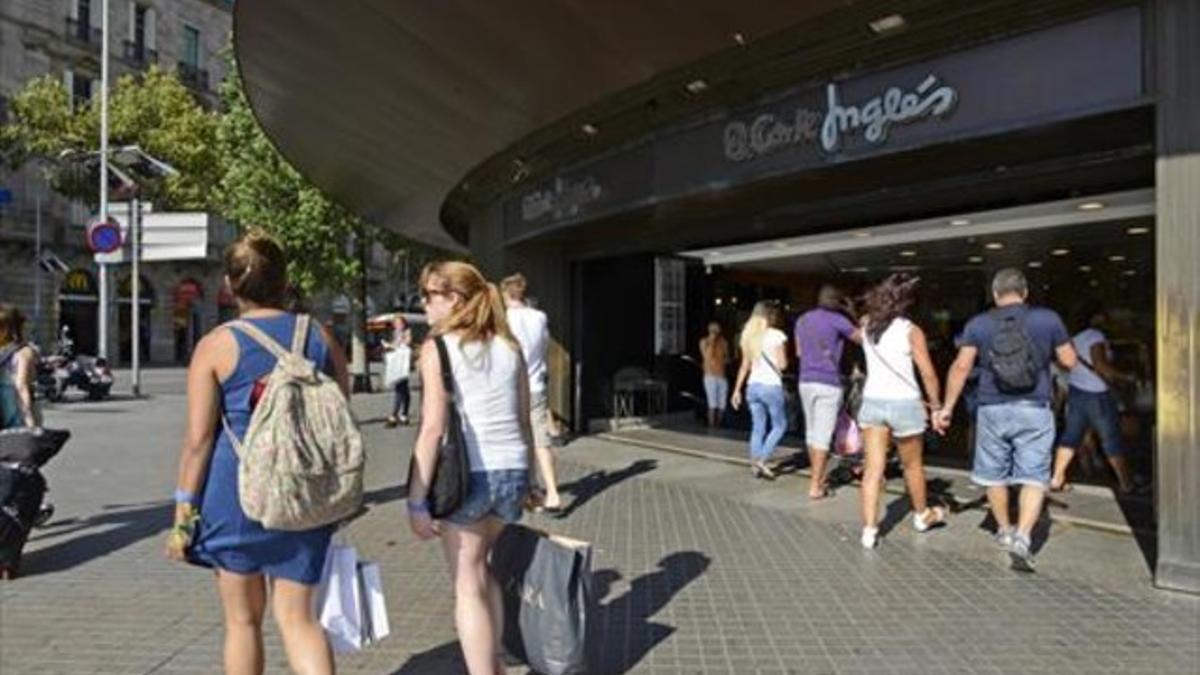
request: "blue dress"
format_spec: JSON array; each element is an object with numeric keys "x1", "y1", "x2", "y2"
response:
[{"x1": 188, "y1": 314, "x2": 335, "y2": 585}]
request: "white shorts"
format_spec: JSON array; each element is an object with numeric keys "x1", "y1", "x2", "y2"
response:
[
  {"x1": 703, "y1": 375, "x2": 729, "y2": 411},
  {"x1": 530, "y1": 390, "x2": 553, "y2": 449},
  {"x1": 799, "y1": 382, "x2": 843, "y2": 450}
]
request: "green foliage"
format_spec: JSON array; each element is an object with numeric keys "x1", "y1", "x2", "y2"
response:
[{"x1": 1, "y1": 67, "x2": 218, "y2": 210}]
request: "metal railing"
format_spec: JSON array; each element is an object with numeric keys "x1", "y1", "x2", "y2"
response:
[
  {"x1": 122, "y1": 40, "x2": 158, "y2": 66},
  {"x1": 176, "y1": 62, "x2": 209, "y2": 91}
]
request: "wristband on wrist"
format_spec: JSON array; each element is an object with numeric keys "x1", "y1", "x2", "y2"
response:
[
  {"x1": 174, "y1": 488, "x2": 198, "y2": 505},
  {"x1": 407, "y1": 500, "x2": 430, "y2": 515}
]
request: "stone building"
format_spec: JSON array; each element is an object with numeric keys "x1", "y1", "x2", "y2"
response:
[{"x1": 0, "y1": 0, "x2": 233, "y2": 363}]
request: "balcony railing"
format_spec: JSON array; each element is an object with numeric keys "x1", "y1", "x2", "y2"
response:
[
  {"x1": 64, "y1": 17, "x2": 101, "y2": 46},
  {"x1": 177, "y1": 62, "x2": 209, "y2": 91},
  {"x1": 122, "y1": 40, "x2": 158, "y2": 66}
]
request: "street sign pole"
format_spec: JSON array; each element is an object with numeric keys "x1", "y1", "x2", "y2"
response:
[
  {"x1": 131, "y1": 197, "x2": 141, "y2": 397},
  {"x1": 34, "y1": 187, "x2": 43, "y2": 349},
  {"x1": 97, "y1": 0, "x2": 110, "y2": 361}
]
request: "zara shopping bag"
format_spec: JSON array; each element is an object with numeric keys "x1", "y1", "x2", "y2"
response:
[
  {"x1": 315, "y1": 540, "x2": 389, "y2": 654},
  {"x1": 489, "y1": 524, "x2": 594, "y2": 675}
]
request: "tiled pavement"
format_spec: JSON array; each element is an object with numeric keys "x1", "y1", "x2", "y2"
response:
[{"x1": 1, "y1": 377, "x2": 1197, "y2": 674}]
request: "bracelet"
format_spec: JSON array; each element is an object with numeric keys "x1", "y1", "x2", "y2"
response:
[
  {"x1": 174, "y1": 488, "x2": 198, "y2": 505},
  {"x1": 406, "y1": 500, "x2": 430, "y2": 515}
]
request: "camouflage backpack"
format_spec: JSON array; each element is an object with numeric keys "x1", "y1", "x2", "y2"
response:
[{"x1": 222, "y1": 315, "x2": 364, "y2": 531}]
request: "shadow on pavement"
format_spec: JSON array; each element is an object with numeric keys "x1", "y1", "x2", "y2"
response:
[
  {"x1": 20, "y1": 500, "x2": 173, "y2": 576},
  {"x1": 555, "y1": 459, "x2": 658, "y2": 519},
  {"x1": 387, "y1": 551, "x2": 711, "y2": 675},
  {"x1": 588, "y1": 551, "x2": 712, "y2": 674}
]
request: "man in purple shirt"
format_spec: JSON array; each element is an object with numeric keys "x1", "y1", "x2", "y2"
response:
[{"x1": 795, "y1": 285, "x2": 861, "y2": 499}]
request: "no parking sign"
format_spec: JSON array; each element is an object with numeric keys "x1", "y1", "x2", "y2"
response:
[{"x1": 86, "y1": 217, "x2": 122, "y2": 253}]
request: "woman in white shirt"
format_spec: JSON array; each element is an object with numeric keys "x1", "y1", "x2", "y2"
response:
[
  {"x1": 407, "y1": 261, "x2": 534, "y2": 675},
  {"x1": 731, "y1": 301, "x2": 789, "y2": 479},
  {"x1": 857, "y1": 274, "x2": 946, "y2": 549}
]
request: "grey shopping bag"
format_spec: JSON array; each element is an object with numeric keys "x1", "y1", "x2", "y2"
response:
[{"x1": 490, "y1": 524, "x2": 594, "y2": 675}]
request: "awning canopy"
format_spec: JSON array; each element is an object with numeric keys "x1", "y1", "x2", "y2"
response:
[{"x1": 232, "y1": 1, "x2": 842, "y2": 248}]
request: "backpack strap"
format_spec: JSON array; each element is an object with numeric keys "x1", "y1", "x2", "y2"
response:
[
  {"x1": 291, "y1": 314, "x2": 311, "y2": 355},
  {"x1": 226, "y1": 319, "x2": 289, "y2": 360}
]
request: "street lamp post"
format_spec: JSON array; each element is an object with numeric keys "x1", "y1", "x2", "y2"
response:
[{"x1": 97, "y1": 0, "x2": 111, "y2": 361}]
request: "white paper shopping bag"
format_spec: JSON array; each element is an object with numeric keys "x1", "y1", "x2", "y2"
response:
[
  {"x1": 316, "y1": 541, "x2": 364, "y2": 654},
  {"x1": 356, "y1": 561, "x2": 391, "y2": 644}
]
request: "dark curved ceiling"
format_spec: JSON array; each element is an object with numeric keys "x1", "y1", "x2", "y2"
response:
[{"x1": 232, "y1": 1, "x2": 848, "y2": 249}]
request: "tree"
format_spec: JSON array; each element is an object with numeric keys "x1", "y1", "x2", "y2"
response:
[
  {"x1": 0, "y1": 67, "x2": 220, "y2": 211},
  {"x1": 213, "y1": 58, "x2": 365, "y2": 297}
]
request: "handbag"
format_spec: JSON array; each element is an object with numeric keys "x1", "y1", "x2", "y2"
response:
[
  {"x1": 406, "y1": 336, "x2": 470, "y2": 519},
  {"x1": 490, "y1": 525, "x2": 594, "y2": 675},
  {"x1": 383, "y1": 345, "x2": 411, "y2": 388}
]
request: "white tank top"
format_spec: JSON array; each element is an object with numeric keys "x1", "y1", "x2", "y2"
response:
[
  {"x1": 862, "y1": 318, "x2": 921, "y2": 401},
  {"x1": 442, "y1": 333, "x2": 529, "y2": 472}
]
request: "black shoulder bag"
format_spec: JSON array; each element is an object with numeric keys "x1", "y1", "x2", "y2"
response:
[{"x1": 406, "y1": 336, "x2": 470, "y2": 519}]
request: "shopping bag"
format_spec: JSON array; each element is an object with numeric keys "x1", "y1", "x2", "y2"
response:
[
  {"x1": 489, "y1": 524, "x2": 593, "y2": 675},
  {"x1": 316, "y1": 541, "x2": 364, "y2": 654},
  {"x1": 383, "y1": 346, "x2": 412, "y2": 388},
  {"x1": 833, "y1": 411, "x2": 862, "y2": 457},
  {"x1": 356, "y1": 561, "x2": 391, "y2": 644}
]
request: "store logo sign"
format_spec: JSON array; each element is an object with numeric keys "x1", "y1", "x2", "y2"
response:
[
  {"x1": 521, "y1": 175, "x2": 604, "y2": 222},
  {"x1": 723, "y1": 74, "x2": 958, "y2": 162}
]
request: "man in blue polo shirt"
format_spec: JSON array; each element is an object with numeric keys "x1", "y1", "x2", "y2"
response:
[{"x1": 934, "y1": 268, "x2": 1076, "y2": 572}]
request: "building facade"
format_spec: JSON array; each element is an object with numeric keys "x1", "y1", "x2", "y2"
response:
[{"x1": 0, "y1": 0, "x2": 232, "y2": 363}]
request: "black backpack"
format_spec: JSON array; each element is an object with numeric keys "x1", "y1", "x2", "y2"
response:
[{"x1": 988, "y1": 309, "x2": 1039, "y2": 394}]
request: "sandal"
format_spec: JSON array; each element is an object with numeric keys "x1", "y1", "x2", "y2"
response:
[
  {"x1": 752, "y1": 463, "x2": 777, "y2": 481},
  {"x1": 808, "y1": 485, "x2": 833, "y2": 501},
  {"x1": 912, "y1": 506, "x2": 947, "y2": 533},
  {"x1": 1049, "y1": 481, "x2": 1073, "y2": 493}
]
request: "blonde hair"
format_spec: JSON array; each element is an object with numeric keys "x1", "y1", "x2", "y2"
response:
[
  {"x1": 421, "y1": 261, "x2": 518, "y2": 349},
  {"x1": 739, "y1": 301, "x2": 779, "y2": 362},
  {"x1": 224, "y1": 230, "x2": 289, "y2": 308}
]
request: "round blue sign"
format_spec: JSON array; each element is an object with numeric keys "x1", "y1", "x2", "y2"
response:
[{"x1": 87, "y1": 218, "x2": 122, "y2": 254}]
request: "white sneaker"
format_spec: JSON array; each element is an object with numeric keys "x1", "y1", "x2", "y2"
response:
[
  {"x1": 861, "y1": 526, "x2": 879, "y2": 549},
  {"x1": 912, "y1": 506, "x2": 947, "y2": 533},
  {"x1": 994, "y1": 527, "x2": 1015, "y2": 549}
]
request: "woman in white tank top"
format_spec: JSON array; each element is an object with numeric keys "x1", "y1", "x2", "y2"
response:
[
  {"x1": 407, "y1": 261, "x2": 534, "y2": 675},
  {"x1": 856, "y1": 274, "x2": 947, "y2": 549}
]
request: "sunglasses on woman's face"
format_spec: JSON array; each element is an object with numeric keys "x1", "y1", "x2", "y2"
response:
[{"x1": 421, "y1": 287, "x2": 455, "y2": 302}]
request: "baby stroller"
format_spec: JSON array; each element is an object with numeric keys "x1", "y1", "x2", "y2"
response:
[{"x1": 0, "y1": 427, "x2": 70, "y2": 579}]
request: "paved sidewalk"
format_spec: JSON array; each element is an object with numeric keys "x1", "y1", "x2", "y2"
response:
[{"x1": 0, "y1": 385, "x2": 1196, "y2": 674}]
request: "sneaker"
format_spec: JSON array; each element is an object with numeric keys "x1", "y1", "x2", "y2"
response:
[
  {"x1": 398, "y1": 415, "x2": 410, "y2": 426},
  {"x1": 1008, "y1": 534, "x2": 1036, "y2": 573},
  {"x1": 861, "y1": 526, "x2": 879, "y2": 549},
  {"x1": 994, "y1": 526, "x2": 1015, "y2": 549}
]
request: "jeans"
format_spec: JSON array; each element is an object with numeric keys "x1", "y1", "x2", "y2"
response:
[
  {"x1": 747, "y1": 383, "x2": 788, "y2": 462},
  {"x1": 972, "y1": 402, "x2": 1056, "y2": 488},
  {"x1": 1059, "y1": 387, "x2": 1124, "y2": 456},
  {"x1": 391, "y1": 379, "x2": 410, "y2": 417},
  {"x1": 444, "y1": 470, "x2": 529, "y2": 526}
]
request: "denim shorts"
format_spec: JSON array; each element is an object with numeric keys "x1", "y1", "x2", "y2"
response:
[
  {"x1": 857, "y1": 397, "x2": 926, "y2": 438},
  {"x1": 972, "y1": 402, "x2": 1055, "y2": 488},
  {"x1": 1059, "y1": 387, "x2": 1124, "y2": 457},
  {"x1": 443, "y1": 469, "x2": 529, "y2": 526}
]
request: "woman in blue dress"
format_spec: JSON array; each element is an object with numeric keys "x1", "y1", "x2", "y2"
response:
[{"x1": 166, "y1": 231, "x2": 349, "y2": 675}]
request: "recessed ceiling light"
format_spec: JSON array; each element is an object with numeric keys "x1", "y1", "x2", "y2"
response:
[
  {"x1": 1123, "y1": 270, "x2": 1137, "y2": 276},
  {"x1": 1051, "y1": 248, "x2": 1070, "y2": 256},
  {"x1": 968, "y1": 256, "x2": 984, "y2": 264},
  {"x1": 1109, "y1": 255, "x2": 1126, "y2": 262},
  {"x1": 732, "y1": 32, "x2": 746, "y2": 45},
  {"x1": 714, "y1": 298, "x2": 723, "y2": 306},
  {"x1": 707, "y1": 251, "x2": 723, "y2": 257},
  {"x1": 949, "y1": 218, "x2": 971, "y2": 226},
  {"x1": 899, "y1": 250, "x2": 917, "y2": 257},
  {"x1": 852, "y1": 231, "x2": 872, "y2": 239},
  {"x1": 685, "y1": 78, "x2": 709, "y2": 94},
  {"x1": 581, "y1": 123, "x2": 598, "y2": 136},
  {"x1": 1127, "y1": 226, "x2": 1150, "y2": 235},
  {"x1": 1077, "y1": 201, "x2": 1106, "y2": 211},
  {"x1": 848, "y1": 267, "x2": 870, "y2": 273},
  {"x1": 868, "y1": 13, "x2": 907, "y2": 34},
  {"x1": 1089, "y1": 279, "x2": 1100, "y2": 287},
  {"x1": 1078, "y1": 265, "x2": 1092, "y2": 272},
  {"x1": 1028, "y1": 261, "x2": 1043, "y2": 268},
  {"x1": 772, "y1": 241, "x2": 791, "y2": 249},
  {"x1": 985, "y1": 242, "x2": 1004, "y2": 250}
]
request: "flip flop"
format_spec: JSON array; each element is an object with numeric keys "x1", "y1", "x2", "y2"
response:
[
  {"x1": 807, "y1": 486, "x2": 833, "y2": 501},
  {"x1": 1049, "y1": 482, "x2": 1074, "y2": 493}
]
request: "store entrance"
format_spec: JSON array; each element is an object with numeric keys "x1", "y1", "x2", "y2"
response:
[{"x1": 682, "y1": 190, "x2": 1157, "y2": 491}]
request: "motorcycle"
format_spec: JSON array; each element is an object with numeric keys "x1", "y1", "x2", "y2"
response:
[
  {"x1": 0, "y1": 427, "x2": 70, "y2": 579},
  {"x1": 37, "y1": 352, "x2": 113, "y2": 403}
]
